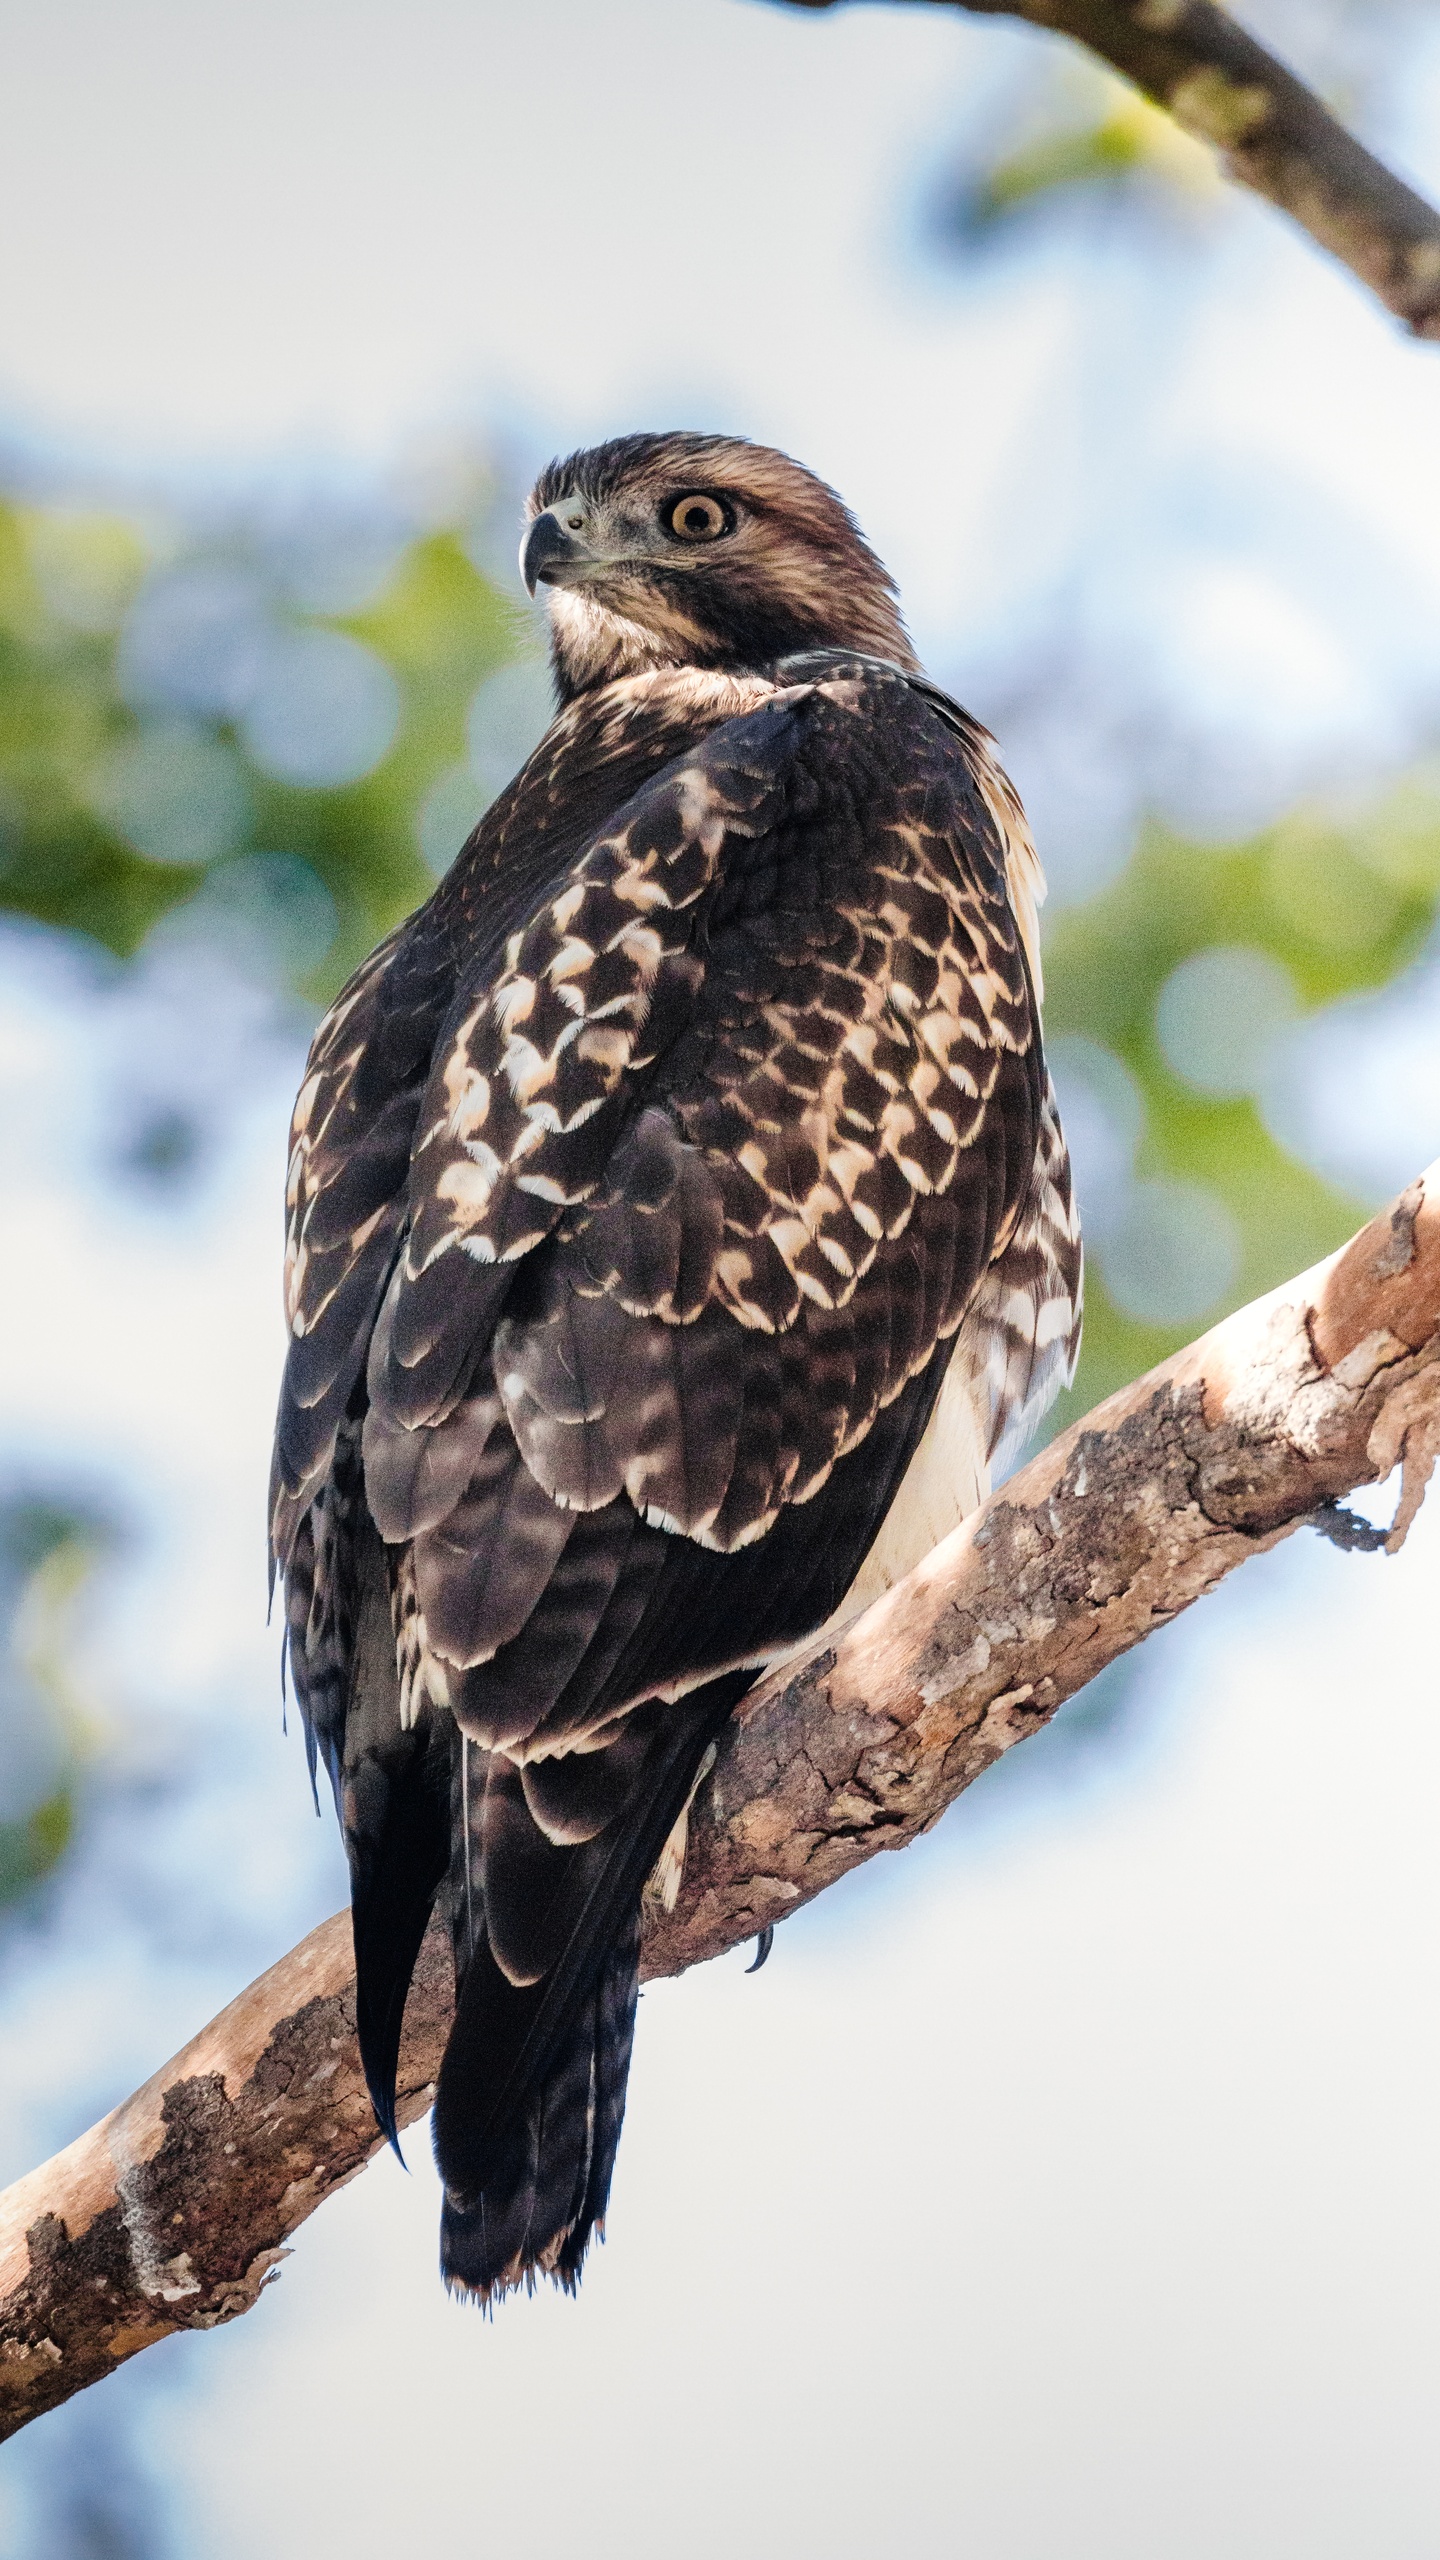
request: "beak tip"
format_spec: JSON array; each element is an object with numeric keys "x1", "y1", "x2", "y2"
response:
[{"x1": 520, "y1": 510, "x2": 579, "y2": 600}]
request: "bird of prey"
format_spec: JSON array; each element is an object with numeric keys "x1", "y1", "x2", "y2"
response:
[{"x1": 272, "y1": 433, "x2": 1081, "y2": 2301}]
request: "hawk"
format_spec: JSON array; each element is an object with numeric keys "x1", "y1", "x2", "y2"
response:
[{"x1": 272, "y1": 434, "x2": 1080, "y2": 2300}]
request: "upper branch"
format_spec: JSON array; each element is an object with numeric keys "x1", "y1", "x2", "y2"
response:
[
  {"x1": 3, "y1": 1162, "x2": 1438, "y2": 2437},
  {"x1": 782, "y1": 0, "x2": 1440, "y2": 338}
]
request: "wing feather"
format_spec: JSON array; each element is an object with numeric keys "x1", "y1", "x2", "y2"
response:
[
  {"x1": 369, "y1": 715, "x2": 793, "y2": 1433},
  {"x1": 272, "y1": 928, "x2": 455, "y2": 1559},
  {"x1": 946, "y1": 1069, "x2": 1083, "y2": 1472}
]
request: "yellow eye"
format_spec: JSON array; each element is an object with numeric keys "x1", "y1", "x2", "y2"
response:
[{"x1": 668, "y1": 492, "x2": 729, "y2": 542}]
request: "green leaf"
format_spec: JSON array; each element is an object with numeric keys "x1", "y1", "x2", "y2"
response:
[
  {"x1": 1041, "y1": 783, "x2": 1440, "y2": 1423},
  {"x1": 0, "y1": 1788, "x2": 74, "y2": 1909},
  {"x1": 0, "y1": 495, "x2": 528, "y2": 997}
]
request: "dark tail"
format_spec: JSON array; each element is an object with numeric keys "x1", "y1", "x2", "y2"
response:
[
  {"x1": 433, "y1": 1673, "x2": 750, "y2": 2301},
  {"x1": 435, "y1": 1911, "x2": 642, "y2": 2297},
  {"x1": 335, "y1": 1525, "x2": 452, "y2": 2153}
]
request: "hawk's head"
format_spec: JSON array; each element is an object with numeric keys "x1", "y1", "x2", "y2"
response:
[{"x1": 522, "y1": 432, "x2": 917, "y2": 703}]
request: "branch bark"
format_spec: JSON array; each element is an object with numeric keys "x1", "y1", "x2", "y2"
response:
[
  {"x1": 781, "y1": 0, "x2": 1440, "y2": 339},
  {"x1": 4, "y1": 1162, "x2": 1438, "y2": 2438}
]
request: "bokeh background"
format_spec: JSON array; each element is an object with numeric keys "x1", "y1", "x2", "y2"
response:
[{"x1": 2, "y1": 2, "x2": 1440, "y2": 2552}]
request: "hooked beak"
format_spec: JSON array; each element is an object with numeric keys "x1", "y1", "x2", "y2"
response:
[{"x1": 521, "y1": 510, "x2": 585, "y2": 597}]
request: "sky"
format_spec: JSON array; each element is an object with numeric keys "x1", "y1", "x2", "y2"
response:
[{"x1": 2, "y1": 2, "x2": 1440, "y2": 2553}]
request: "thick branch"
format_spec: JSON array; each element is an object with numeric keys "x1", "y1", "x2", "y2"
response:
[
  {"x1": 4, "y1": 1163, "x2": 1438, "y2": 2436},
  {"x1": 782, "y1": 0, "x2": 1440, "y2": 338}
]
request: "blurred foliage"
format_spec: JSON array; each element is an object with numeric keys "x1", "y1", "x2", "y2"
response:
[
  {"x1": 0, "y1": 487, "x2": 527, "y2": 1004},
  {"x1": 952, "y1": 77, "x2": 1217, "y2": 234},
  {"x1": 1045, "y1": 780, "x2": 1440, "y2": 1421},
  {"x1": 0, "y1": 1793, "x2": 73, "y2": 1911},
  {"x1": 0, "y1": 1494, "x2": 116, "y2": 1917}
]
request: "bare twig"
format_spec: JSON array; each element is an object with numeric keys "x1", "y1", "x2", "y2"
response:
[
  {"x1": 781, "y1": 0, "x2": 1440, "y2": 338},
  {"x1": 3, "y1": 1162, "x2": 1438, "y2": 2437}
]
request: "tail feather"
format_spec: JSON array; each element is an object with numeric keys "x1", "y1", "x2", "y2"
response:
[
  {"x1": 433, "y1": 1672, "x2": 750, "y2": 2299},
  {"x1": 439, "y1": 1918, "x2": 640, "y2": 2298},
  {"x1": 350, "y1": 1728, "x2": 450, "y2": 2151},
  {"x1": 343, "y1": 1527, "x2": 451, "y2": 2149},
  {"x1": 554, "y1": 1920, "x2": 641, "y2": 2283}
]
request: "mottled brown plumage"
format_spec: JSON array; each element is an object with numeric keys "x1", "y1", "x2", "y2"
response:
[{"x1": 273, "y1": 433, "x2": 1081, "y2": 2301}]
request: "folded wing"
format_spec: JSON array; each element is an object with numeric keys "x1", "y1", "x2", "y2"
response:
[{"x1": 275, "y1": 658, "x2": 1077, "y2": 2296}]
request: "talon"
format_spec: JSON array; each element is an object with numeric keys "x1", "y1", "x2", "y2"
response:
[{"x1": 745, "y1": 1924, "x2": 774, "y2": 1974}]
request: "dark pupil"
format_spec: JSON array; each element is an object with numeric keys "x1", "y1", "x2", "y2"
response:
[{"x1": 683, "y1": 504, "x2": 711, "y2": 533}]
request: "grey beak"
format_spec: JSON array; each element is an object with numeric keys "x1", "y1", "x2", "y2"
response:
[{"x1": 521, "y1": 511, "x2": 580, "y2": 596}]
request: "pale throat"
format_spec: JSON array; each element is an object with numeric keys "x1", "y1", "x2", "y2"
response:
[{"x1": 546, "y1": 586, "x2": 715, "y2": 696}]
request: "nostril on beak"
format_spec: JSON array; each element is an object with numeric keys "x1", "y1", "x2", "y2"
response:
[{"x1": 521, "y1": 512, "x2": 579, "y2": 596}]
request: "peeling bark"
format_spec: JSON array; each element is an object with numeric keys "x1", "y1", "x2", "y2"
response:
[
  {"x1": 782, "y1": 0, "x2": 1440, "y2": 339},
  {"x1": 3, "y1": 1162, "x2": 1438, "y2": 2438}
]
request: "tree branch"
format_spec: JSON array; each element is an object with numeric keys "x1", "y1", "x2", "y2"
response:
[
  {"x1": 781, "y1": 0, "x2": 1440, "y2": 339},
  {"x1": 4, "y1": 1162, "x2": 1438, "y2": 2437}
]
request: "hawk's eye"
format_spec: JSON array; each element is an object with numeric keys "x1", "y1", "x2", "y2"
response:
[{"x1": 667, "y1": 492, "x2": 730, "y2": 543}]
